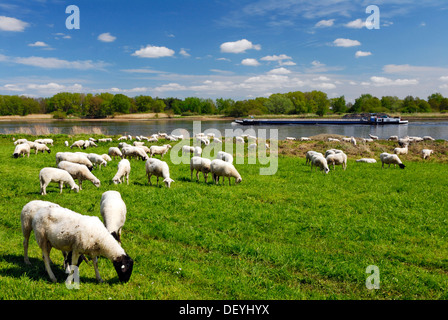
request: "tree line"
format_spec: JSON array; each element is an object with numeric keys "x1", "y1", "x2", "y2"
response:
[{"x1": 0, "y1": 91, "x2": 447, "y2": 118}]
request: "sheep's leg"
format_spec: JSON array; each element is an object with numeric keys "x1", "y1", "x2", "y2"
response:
[
  {"x1": 196, "y1": 171, "x2": 199, "y2": 181},
  {"x1": 190, "y1": 169, "x2": 193, "y2": 181},
  {"x1": 41, "y1": 243, "x2": 57, "y2": 282},
  {"x1": 23, "y1": 232, "x2": 31, "y2": 265},
  {"x1": 41, "y1": 181, "x2": 48, "y2": 195},
  {"x1": 203, "y1": 172, "x2": 208, "y2": 183},
  {"x1": 148, "y1": 174, "x2": 152, "y2": 185},
  {"x1": 157, "y1": 176, "x2": 159, "y2": 186},
  {"x1": 78, "y1": 179, "x2": 83, "y2": 190},
  {"x1": 59, "y1": 181, "x2": 64, "y2": 194},
  {"x1": 92, "y1": 256, "x2": 103, "y2": 283}
]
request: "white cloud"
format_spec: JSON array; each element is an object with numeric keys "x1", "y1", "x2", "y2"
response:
[
  {"x1": 344, "y1": 18, "x2": 365, "y2": 28},
  {"x1": 279, "y1": 60, "x2": 297, "y2": 66},
  {"x1": 315, "y1": 19, "x2": 335, "y2": 27},
  {"x1": 28, "y1": 41, "x2": 49, "y2": 47},
  {"x1": 369, "y1": 76, "x2": 419, "y2": 86},
  {"x1": 220, "y1": 39, "x2": 261, "y2": 53},
  {"x1": 132, "y1": 45, "x2": 175, "y2": 58},
  {"x1": 383, "y1": 64, "x2": 448, "y2": 75},
  {"x1": 0, "y1": 16, "x2": 28, "y2": 32},
  {"x1": 268, "y1": 67, "x2": 291, "y2": 74},
  {"x1": 98, "y1": 32, "x2": 116, "y2": 42},
  {"x1": 179, "y1": 48, "x2": 191, "y2": 57},
  {"x1": 333, "y1": 38, "x2": 361, "y2": 47},
  {"x1": 439, "y1": 76, "x2": 448, "y2": 82},
  {"x1": 241, "y1": 58, "x2": 260, "y2": 66},
  {"x1": 355, "y1": 51, "x2": 372, "y2": 58},
  {"x1": 13, "y1": 56, "x2": 109, "y2": 70},
  {"x1": 154, "y1": 83, "x2": 187, "y2": 92},
  {"x1": 260, "y1": 54, "x2": 292, "y2": 62},
  {"x1": 121, "y1": 68, "x2": 165, "y2": 74}
]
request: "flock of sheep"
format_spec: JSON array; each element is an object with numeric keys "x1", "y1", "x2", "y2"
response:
[{"x1": 9, "y1": 130, "x2": 438, "y2": 284}]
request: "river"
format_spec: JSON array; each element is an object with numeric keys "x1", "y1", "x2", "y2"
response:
[{"x1": 1, "y1": 119, "x2": 447, "y2": 140}]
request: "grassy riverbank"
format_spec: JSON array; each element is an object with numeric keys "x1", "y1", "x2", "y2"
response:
[{"x1": 0, "y1": 134, "x2": 447, "y2": 299}]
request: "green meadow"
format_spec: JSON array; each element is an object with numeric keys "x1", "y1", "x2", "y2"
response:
[{"x1": 0, "y1": 134, "x2": 447, "y2": 300}]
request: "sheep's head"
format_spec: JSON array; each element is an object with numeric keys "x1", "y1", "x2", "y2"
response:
[
  {"x1": 236, "y1": 176, "x2": 242, "y2": 184},
  {"x1": 399, "y1": 163, "x2": 406, "y2": 169},
  {"x1": 13, "y1": 153, "x2": 19, "y2": 158},
  {"x1": 94, "y1": 179, "x2": 101, "y2": 188},
  {"x1": 47, "y1": 149, "x2": 51, "y2": 154},
  {"x1": 163, "y1": 177, "x2": 174, "y2": 188},
  {"x1": 113, "y1": 254, "x2": 134, "y2": 283},
  {"x1": 324, "y1": 167, "x2": 330, "y2": 174},
  {"x1": 72, "y1": 185, "x2": 80, "y2": 193}
]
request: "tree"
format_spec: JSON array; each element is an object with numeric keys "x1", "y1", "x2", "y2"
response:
[
  {"x1": 286, "y1": 91, "x2": 307, "y2": 114},
  {"x1": 330, "y1": 96, "x2": 346, "y2": 114},
  {"x1": 401, "y1": 96, "x2": 417, "y2": 113},
  {"x1": 111, "y1": 94, "x2": 131, "y2": 114},
  {"x1": 216, "y1": 98, "x2": 235, "y2": 115},
  {"x1": 428, "y1": 93, "x2": 444, "y2": 112},
  {"x1": 381, "y1": 96, "x2": 402, "y2": 113},
  {"x1": 264, "y1": 93, "x2": 294, "y2": 114},
  {"x1": 135, "y1": 95, "x2": 154, "y2": 113}
]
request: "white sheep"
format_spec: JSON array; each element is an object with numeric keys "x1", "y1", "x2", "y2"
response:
[
  {"x1": 55, "y1": 152, "x2": 94, "y2": 170},
  {"x1": 190, "y1": 156, "x2": 212, "y2": 183},
  {"x1": 35, "y1": 138, "x2": 53, "y2": 146},
  {"x1": 421, "y1": 149, "x2": 433, "y2": 159},
  {"x1": 388, "y1": 135, "x2": 399, "y2": 141},
  {"x1": 13, "y1": 143, "x2": 30, "y2": 158},
  {"x1": 326, "y1": 152, "x2": 347, "y2": 170},
  {"x1": 145, "y1": 158, "x2": 174, "y2": 188},
  {"x1": 21, "y1": 200, "x2": 61, "y2": 265},
  {"x1": 285, "y1": 137, "x2": 296, "y2": 141},
  {"x1": 310, "y1": 155, "x2": 330, "y2": 174},
  {"x1": 101, "y1": 154, "x2": 112, "y2": 162},
  {"x1": 394, "y1": 144, "x2": 409, "y2": 155},
  {"x1": 87, "y1": 153, "x2": 107, "y2": 170},
  {"x1": 31, "y1": 205, "x2": 133, "y2": 283},
  {"x1": 98, "y1": 138, "x2": 113, "y2": 143},
  {"x1": 300, "y1": 137, "x2": 311, "y2": 141},
  {"x1": 235, "y1": 136, "x2": 245, "y2": 144},
  {"x1": 369, "y1": 134, "x2": 379, "y2": 140},
  {"x1": 122, "y1": 146, "x2": 148, "y2": 161},
  {"x1": 100, "y1": 191, "x2": 127, "y2": 243},
  {"x1": 356, "y1": 158, "x2": 377, "y2": 163},
  {"x1": 423, "y1": 136, "x2": 435, "y2": 141},
  {"x1": 34, "y1": 143, "x2": 51, "y2": 154},
  {"x1": 149, "y1": 144, "x2": 172, "y2": 158},
  {"x1": 70, "y1": 140, "x2": 86, "y2": 149},
  {"x1": 210, "y1": 159, "x2": 242, "y2": 185},
  {"x1": 57, "y1": 161, "x2": 100, "y2": 190},
  {"x1": 112, "y1": 159, "x2": 131, "y2": 185},
  {"x1": 216, "y1": 151, "x2": 234, "y2": 163},
  {"x1": 39, "y1": 167, "x2": 80, "y2": 195},
  {"x1": 350, "y1": 136, "x2": 357, "y2": 146},
  {"x1": 108, "y1": 147, "x2": 123, "y2": 160},
  {"x1": 64, "y1": 141, "x2": 69, "y2": 147},
  {"x1": 327, "y1": 138, "x2": 340, "y2": 142},
  {"x1": 305, "y1": 151, "x2": 323, "y2": 165},
  {"x1": 248, "y1": 143, "x2": 257, "y2": 151},
  {"x1": 133, "y1": 141, "x2": 145, "y2": 147},
  {"x1": 182, "y1": 145, "x2": 195, "y2": 155},
  {"x1": 380, "y1": 152, "x2": 406, "y2": 169},
  {"x1": 14, "y1": 138, "x2": 28, "y2": 145}
]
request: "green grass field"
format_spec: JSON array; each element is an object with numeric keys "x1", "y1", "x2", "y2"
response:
[{"x1": 0, "y1": 134, "x2": 447, "y2": 300}]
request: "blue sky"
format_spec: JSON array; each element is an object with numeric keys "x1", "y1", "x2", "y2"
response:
[{"x1": 1, "y1": 0, "x2": 448, "y2": 102}]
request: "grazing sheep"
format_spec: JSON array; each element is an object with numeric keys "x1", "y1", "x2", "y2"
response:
[
  {"x1": 421, "y1": 149, "x2": 433, "y2": 159},
  {"x1": 70, "y1": 140, "x2": 86, "y2": 149},
  {"x1": 423, "y1": 136, "x2": 435, "y2": 141},
  {"x1": 350, "y1": 136, "x2": 357, "y2": 146},
  {"x1": 64, "y1": 141, "x2": 69, "y2": 147},
  {"x1": 133, "y1": 141, "x2": 145, "y2": 147},
  {"x1": 325, "y1": 149, "x2": 343, "y2": 157},
  {"x1": 100, "y1": 191, "x2": 127, "y2": 243},
  {"x1": 122, "y1": 146, "x2": 148, "y2": 161},
  {"x1": 356, "y1": 158, "x2": 377, "y2": 163},
  {"x1": 190, "y1": 156, "x2": 212, "y2": 183},
  {"x1": 327, "y1": 138, "x2": 340, "y2": 142},
  {"x1": 87, "y1": 153, "x2": 107, "y2": 170},
  {"x1": 55, "y1": 152, "x2": 94, "y2": 171},
  {"x1": 108, "y1": 147, "x2": 123, "y2": 160},
  {"x1": 112, "y1": 159, "x2": 131, "y2": 185},
  {"x1": 388, "y1": 135, "x2": 399, "y2": 141},
  {"x1": 149, "y1": 144, "x2": 172, "y2": 158},
  {"x1": 145, "y1": 158, "x2": 174, "y2": 188},
  {"x1": 197, "y1": 137, "x2": 210, "y2": 146},
  {"x1": 380, "y1": 152, "x2": 406, "y2": 169},
  {"x1": 39, "y1": 167, "x2": 80, "y2": 195},
  {"x1": 98, "y1": 138, "x2": 113, "y2": 143},
  {"x1": 310, "y1": 155, "x2": 330, "y2": 174},
  {"x1": 57, "y1": 161, "x2": 100, "y2": 190},
  {"x1": 35, "y1": 138, "x2": 54, "y2": 146},
  {"x1": 31, "y1": 205, "x2": 133, "y2": 283},
  {"x1": 210, "y1": 159, "x2": 242, "y2": 185},
  {"x1": 118, "y1": 142, "x2": 132, "y2": 149},
  {"x1": 369, "y1": 134, "x2": 379, "y2": 140},
  {"x1": 362, "y1": 138, "x2": 374, "y2": 143},
  {"x1": 216, "y1": 151, "x2": 234, "y2": 163},
  {"x1": 13, "y1": 143, "x2": 30, "y2": 158},
  {"x1": 14, "y1": 138, "x2": 28, "y2": 145},
  {"x1": 182, "y1": 145, "x2": 195, "y2": 155},
  {"x1": 394, "y1": 144, "x2": 409, "y2": 155},
  {"x1": 326, "y1": 152, "x2": 347, "y2": 170},
  {"x1": 117, "y1": 136, "x2": 128, "y2": 141},
  {"x1": 285, "y1": 137, "x2": 296, "y2": 141},
  {"x1": 305, "y1": 151, "x2": 323, "y2": 165},
  {"x1": 21, "y1": 200, "x2": 61, "y2": 265},
  {"x1": 101, "y1": 154, "x2": 112, "y2": 162},
  {"x1": 248, "y1": 143, "x2": 257, "y2": 151},
  {"x1": 300, "y1": 137, "x2": 311, "y2": 141},
  {"x1": 34, "y1": 143, "x2": 51, "y2": 154},
  {"x1": 235, "y1": 136, "x2": 245, "y2": 144}
]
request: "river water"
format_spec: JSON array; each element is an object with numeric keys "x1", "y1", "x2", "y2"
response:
[{"x1": 1, "y1": 119, "x2": 447, "y2": 140}]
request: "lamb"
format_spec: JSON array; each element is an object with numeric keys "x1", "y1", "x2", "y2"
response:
[
  {"x1": 70, "y1": 140, "x2": 86, "y2": 149},
  {"x1": 326, "y1": 152, "x2": 347, "y2": 170},
  {"x1": 421, "y1": 149, "x2": 433, "y2": 159},
  {"x1": 149, "y1": 144, "x2": 172, "y2": 158},
  {"x1": 190, "y1": 156, "x2": 212, "y2": 183},
  {"x1": 87, "y1": 153, "x2": 107, "y2": 170},
  {"x1": 108, "y1": 147, "x2": 123, "y2": 160},
  {"x1": 216, "y1": 151, "x2": 233, "y2": 163},
  {"x1": 112, "y1": 159, "x2": 131, "y2": 185},
  {"x1": 379, "y1": 152, "x2": 406, "y2": 169},
  {"x1": 393, "y1": 144, "x2": 408, "y2": 155},
  {"x1": 310, "y1": 155, "x2": 330, "y2": 174},
  {"x1": 34, "y1": 143, "x2": 51, "y2": 154},
  {"x1": 13, "y1": 143, "x2": 30, "y2": 158},
  {"x1": 31, "y1": 205, "x2": 133, "y2": 283},
  {"x1": 100, "y1": 191, "x2": 127, "y2": 243},
  {"x1": 356, "y1": 158, "x2": 377, "y2": 163},
  {"x1": 145, "y1": 158, "x2": 174, "y2": 188},
  {"x1": 210, "y1": 159, "x2": 242, "y2": 185},
  {"x1": 57, "y1": 161, "x2": 101, "y2": 190},
  {"x1": 21, "y1": 200, "x2": 61, "y2": 265},
  {"x1": 122, "y1": 146, "x2": 148, "y2": 161},
  {"x1": 39, "y1": 167, "x2": 80, "y2": 195},
  {"x1": 55, "y1": 152, "x2": 94, "y2": 170}
]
